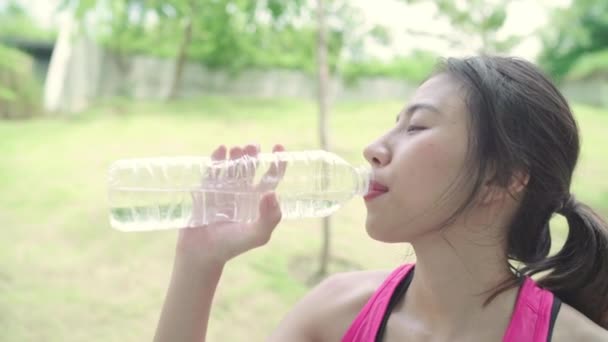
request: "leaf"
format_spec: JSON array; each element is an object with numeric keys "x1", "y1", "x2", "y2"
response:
[
  {"x1": 267, "y1": 0, "x2": 286, "y2": 19},
  {"x1": 481, "y1": 7, "x2": 507, "y2": 31},
  {"x1": 369, "y1": 25, "x2": 391, "y2": 46},
  {"x1": 538, "y1": 0, "x2": 608, "y2": 80}
]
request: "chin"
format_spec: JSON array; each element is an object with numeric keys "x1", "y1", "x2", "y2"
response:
[{"x1": 365, "y1": 218, "x2": 410, "y2": 243}]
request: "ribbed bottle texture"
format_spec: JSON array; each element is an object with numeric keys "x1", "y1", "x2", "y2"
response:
[{"x1": 108, "y1": 150, "x2": 371, "y2": 231}]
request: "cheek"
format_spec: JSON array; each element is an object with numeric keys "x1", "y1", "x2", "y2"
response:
[
  {"x1": 419, "y1": 142, "x2": 449, "y2": 172},
  {"x1": 408, "y1": 140, "x2": 462, "y2": 184},
  {"x1": 393, "y1": 135, "x2": 468, "y2": 213}
]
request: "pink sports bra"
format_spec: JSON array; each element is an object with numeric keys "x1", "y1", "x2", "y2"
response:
[{"x1": 341, "y1": 263, "x2": 561, "y2": 342}]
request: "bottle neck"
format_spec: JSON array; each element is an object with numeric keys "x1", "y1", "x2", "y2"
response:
[{"x1": 354, "y1": 165, "x2": 372, "y2": 196}]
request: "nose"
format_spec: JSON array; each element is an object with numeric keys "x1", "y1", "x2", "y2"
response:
[{"x1": 363, "y1": 140, "x2": 390, "y2": 168}]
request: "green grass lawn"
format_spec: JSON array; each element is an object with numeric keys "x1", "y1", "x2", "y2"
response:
[{"x1": 0, "y1": 97, "x2": 606, "y2": 341}]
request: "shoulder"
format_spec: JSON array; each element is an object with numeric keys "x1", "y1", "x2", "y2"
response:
[
  {"x1": 552, "y1": 302, "x2": 608, "y2": 342},
  {"x1": 313, "y1": 268, "x2": 394, "y2": 308},
  {"x1": 269, "y1": 269, "x2": 391, "y2": 342}
]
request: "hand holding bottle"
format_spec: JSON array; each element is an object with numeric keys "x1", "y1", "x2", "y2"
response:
[{"x1": 177, "y1": 143, "x2": 287, "y2": 265}]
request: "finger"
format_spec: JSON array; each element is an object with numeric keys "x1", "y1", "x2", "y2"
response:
[
  {"x1": 243, "y1": 144, "x2": 259, "y2": 186},
  {"x1": 243, "y1": 143, "x2": 259, "y2": 156},
  {"x1": 272, "y1": 144, "x2": 287, "y2": 179},
  {"x1": 226, "y1": 146, "x2": 241, "y2": 179},
  {"x1": 256, "y1": 144, "x2": 286, "y2": 192},
  {"x1": 229, "y1": 146, "x2": 243, "y2": 160},
  {"x1": 243, "y1": 144, "x2": 259, "y2": 169},
  {"x1": 211, "y1": 145, "x2": 226, "y2": 161},
  {"x1": 251, "y1": 192, "x2": 282, "y2": 247},
  {"x1": 271, "y1": 145, "x2": 286, "y2": 175},
  {"x1": 206, "y1": 145, "x2": 227, "y2": 209},
  {"x1": 208, "y1": 145, "x2": 226, "y2": 180}
]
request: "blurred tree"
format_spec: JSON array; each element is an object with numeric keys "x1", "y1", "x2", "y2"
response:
[
  {"x1": 341, "y1": 50, "x2": 439, "y2": 85},
  {"x1": 316, "y1": 0, "x2": 331, "y2": 278},
  {"x1": 164, "y1": 0, "x2": 193, "y2": 99},
  {"x1": 402, "y1": 0, "x2": 520, "y2": 54},
  {"x1": 0, "y1": 0, "x2": 57, "y2": 41},
  {"x1": 0, "y1": 2, "x2": 46, "y2": 119},
  {"x1": 63, "y1": 0, "x2": 320, "y2": 99},
  {"x1": 62, "y1": 0, "x2": 387, "y2": 81},
  {"x1": 566, "y1": 50, "x2": 608, "y2": 81},
  {"x1": 538, "y1": 0, "x2": 608, "y2": 81},
  {"x1": 0, "y1": 44, "x2": 42, "y2": 119},
  {"x1": 309, "y1": 0, "x2": 393, "y2": 278}
]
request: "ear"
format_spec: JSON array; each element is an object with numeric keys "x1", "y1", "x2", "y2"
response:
[
  {"x1": 479, "y1": 169, "x2": 529, "y2": 206},
  {"x1": 507, "y1": 170, "x2": 529, "y2": 195}
]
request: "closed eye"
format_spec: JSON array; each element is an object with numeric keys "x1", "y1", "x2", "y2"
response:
[{"x1": 407, "y1": 125, "x2": 427, "y2": 133}]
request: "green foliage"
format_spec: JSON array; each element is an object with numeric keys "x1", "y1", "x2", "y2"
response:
[
  {"x1": 402, "y1": 0, "x2": 519, "y2": 53},
  {"x1": 61, "y1": 0, "x2": 320, "y2": 72},
  {"x1": 62, "y1": 0, "x2": 378, "y2": 75},
  {"x1": 566, "y1": 49, "x2": 608, "y2": 80},
  {"x1": 538, "y1": 0, "x2": 608, "y2": 80},
  {"x1": 340, "y1": 51, "x2": 438, "y2": 85},
  {"x1": 433, "y1": 0, "x2": 507, "y2": 33},
  {"x1": 0, "y1": 1, "x2": 57, "y2": 42},
  {"x1": 0, "y1": 44, "x2": 42, "y2": 119}
]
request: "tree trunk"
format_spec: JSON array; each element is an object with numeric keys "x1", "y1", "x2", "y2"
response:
[
  {"x1": 166, "y1": 16, "x2": 193, "y2": 100},
  {"x1": 316, "y1": 0, "x2": 331, "y2": 277}
]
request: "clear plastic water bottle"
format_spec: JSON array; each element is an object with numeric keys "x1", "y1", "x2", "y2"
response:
[{"x1": 108, "y1": 150, "x2": 372, "y2": 231}]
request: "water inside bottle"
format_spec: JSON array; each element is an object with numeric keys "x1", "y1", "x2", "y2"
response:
[{"x1": 109, "y1": 188, "x2": 348, "y2": 231}]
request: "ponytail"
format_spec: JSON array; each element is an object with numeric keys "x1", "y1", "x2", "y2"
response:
[
  {"x1": 521, "y1": 195, "x2": 608, "y2": 328},
  {"x1": 438, "y1": 56, "x2": 608, "y2": 328}
]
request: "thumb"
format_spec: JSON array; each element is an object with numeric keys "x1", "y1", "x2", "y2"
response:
[{"x1": 253, "y1": 192, "x2": 282, "y2": 244}]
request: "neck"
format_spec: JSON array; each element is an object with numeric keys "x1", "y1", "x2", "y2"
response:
[{"x1": 404, "y1": 221, "x2": 519, "y2": 337}]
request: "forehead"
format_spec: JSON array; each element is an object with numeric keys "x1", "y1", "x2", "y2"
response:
[{"x1": 407, "y1": 73, "x2": 467, "y2": 119}]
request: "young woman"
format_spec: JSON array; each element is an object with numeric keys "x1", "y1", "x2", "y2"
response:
[{"x1": 153, "y1": 56, "x2": 608, "y2": 341}]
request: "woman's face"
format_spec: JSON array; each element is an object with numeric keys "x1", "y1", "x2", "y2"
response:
[{"x1": 363, "y1": 73, "x2": 473, "y2": 242}]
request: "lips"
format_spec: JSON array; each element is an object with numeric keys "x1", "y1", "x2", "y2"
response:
[{"x1": 364, "y1": 181, "x2": 389, "y2": 201}]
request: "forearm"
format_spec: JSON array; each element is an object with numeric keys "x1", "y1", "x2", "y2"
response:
[{"x1": 154, "y1": 253, "x2": 224, "y2": 342}]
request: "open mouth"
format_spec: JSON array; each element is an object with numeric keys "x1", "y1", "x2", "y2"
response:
[{"x1": 364, "y1": 181, "x2": 389, "y2": 201}]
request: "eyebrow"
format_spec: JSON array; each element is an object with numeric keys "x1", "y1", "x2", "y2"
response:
[{"x1": 396, "y1": 103, "x2": 443, "y2": 122}]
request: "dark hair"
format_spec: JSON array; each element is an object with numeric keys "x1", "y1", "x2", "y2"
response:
[{"x1": 436, "y1": 55, "x2": 608, "y2": 328}]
